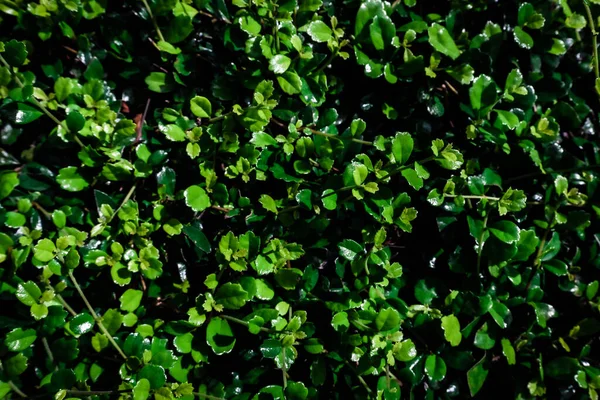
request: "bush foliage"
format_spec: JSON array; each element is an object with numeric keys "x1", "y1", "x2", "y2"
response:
[{"x1": 1, "y1": 0, "x2": 600, "y2": 399}]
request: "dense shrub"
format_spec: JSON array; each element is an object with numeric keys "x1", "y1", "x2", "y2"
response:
[{"x1": 1, "y1": 0, "x2": 600, "y2": 398}]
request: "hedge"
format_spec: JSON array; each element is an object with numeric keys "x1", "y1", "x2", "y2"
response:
[{"x1": 1, "y1": 0, "x2": 600, "y2": 399}]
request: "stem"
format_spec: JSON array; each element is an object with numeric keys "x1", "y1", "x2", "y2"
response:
[
  {"x1": 68, "y1": 270, "x2": 127, "y2": 360},
  {"x1": 221, "y1": 314, "x2": 272, "y2": 333},
  {"x1": 56, "y1": 294, "x2": 78, "y2": 316},
  {"x1": 7, "y1": 381, "x2": 27, "y2": 398},
  {"x1": 106, "y1": 182, "x2": 137, "y2": 224},
  {"x1": 445, "y1": 194, "x2": 501, "y2": 201},
  {"x1": 534, "y1": 227, "x2": 551, "y2": 268},
  {"x1": 307, "y1": 127, "x2": 373, "y2": 145},
  {"x1": 477, "y1": 215, "x2": 489, "y2": 277},
  {"x1": 315, "y1": 49, "x2": 339, "y2": 74},
  {"x1": 42, "y1": 337, "x2": 57, "y2": 370},
  {"x1": 193, "y1": 393, "x2": 226, "y2": 400},
  {"x1": 282, "y1": 347, "x2": 288, "y2": 389},
  {"x1": 32, "y1": 201, "x2": 52, "y2": 219},
  {"x1": 525, "y1": 226, "x2": 551, "y2": 291},
  {"x1": 0, "y1": 54, "x2": 84, "y2": 148},
  {"x1": 141, "y1": 0, "x2": 165, "y2": 42},
  {"x1": 584, "y1": 1, "x2": 600, "y2": 87},
  {"x1": 344, "y1": 361, "x2": 372, "y2": 394},
  {"x1": 505, "y1": 164, "x2": 600, "y2": 183}
]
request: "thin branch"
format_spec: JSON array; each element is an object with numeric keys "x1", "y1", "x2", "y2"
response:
[
  {"x1": 141, "y1": 0, "x2": 165, "y2": 42},
  {"x1": 477, "y1": 215, "x2": 489, "y2": 277},
  {"x1": 445, "y1": 194, "x2": 501, "y2": 201},
  {"x1": 106, "y1": 182, "x2": 138, "y2": 224},
  {"x1": 220, "y1": 314, "x2": 272, "y2": 333},
  {"x1": 306, "y1": 127, "x2": 373, "y2": 145},
  {"x1": 584, "y1": 0, "x2": 600, "y2": 97},
  {"x1": 56, "y1": 293, "x2": 78, "y2": 316},
  {"x1": 193, "y1": 393, "x2": 227, "y2": 400},
  {"x1": 68, "y1": 270, "x2": 127, "y2": 360},
  {"x1": 7, "y1": 381, "x2": 27, "y2": 398},
  {"x1": 42, "y1": 337, "x2": 57, "y2": 370},
  {"x1": 282, "y1": 347, "x2": 288, "y2": 389}
]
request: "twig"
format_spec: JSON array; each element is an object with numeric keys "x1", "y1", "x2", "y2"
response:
[
  {"x1": 135, "y1": 98, "x2": 151, "y2": 144},
  {"x1": 306, "y1": 127, "x2": 373, "y2": 145},
  {"x1": 68, "y1": 270, "x2": 127, "y2": 360},
  {"x1": 193, "y1": 393, "x2": 227, "y2": 400},
  {"x1": 220, "y1": 314, "x2": 272, "y2": 333},
  {"x1": 0, "y1": 54, "x2": 85, "y2": 148},
  {"x1": 8, "y1": 381, "x2": 27, "y2": 398},
  {"x1": 56, "y1": 294, "x2": 78, "y2": 316},
  {"x1": 445, "y1": 194, "x2": 501, "y2": 201},
  {"x1": 344, "y1": 361, "x2": 372, "y2": 394},
  {"x1": 282, "y1": 347, "x2": 288, "y2": 389},
  {"x1": 106, "y1": 182, "x2": 138, "y2": 224},
  {"x1": 42, "y1": 337, "x2": 57, "y2": 370},
  {"x1": 141, "y1": 0, "x2": 165, "y2": 42},
  {"x1": 477, "y1": 215, "x2": 489, "y2": 277},
  {"x1": 584, "y1": 0, "x2": 600, "y2": 96},
  {"x1": 32, "y1": 202, "x2": 52, "y2": 219}
]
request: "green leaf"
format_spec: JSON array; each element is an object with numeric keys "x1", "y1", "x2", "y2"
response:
[
  {"x1": 190, "y1": 96, "x2": 212, "y2": 118},
  {"x1": 488, "y1": 220, "x2": 520, "y2": 244},
  {"x1": 16, "y1": 281, "x2": 41, "y2": 306},
  {"x1": 392, "y1": 132, "x2": 414, "y2": 165},
  {"x1": 514, "y1": 26, "x2": 533, "y2": 49},
  {"x1": 66, "y1": 110, "x2": 85, "y2": 132},
  {"x1": 322, "y1": 189, "x2": 337, "y2": 210},
  {"x1": 269, "y1": 55, "x2": 292, "y2": 74},
  {"x1": 369, "y1": 15, "x2": 395, "y2": 51},
  {"x1": 34, "y1": 238, "x2": 56, "y2": 262},
  {"x1": 259, "y1": 194, "x2": 278, "y2": 214},
  {"x1": 10, "y1": 103, "x2": 43, "y2": 124},
  {"x1": 183, "y1": 225, "x2": 211, "y2": 253},
  {"x1": 393, "y1": 339, "x2": 417, "y2": 361},
  {"x1": 160, "y1": 124, "x2": 186, "y2": 141},
  {"x1": 5, "y1": 212, "x2": 25, "y2": 227},
  {"x1": 57, "y1": 167, "x2": 89, "y2": 192},
  {"x1": 5, "y1": 328, "x2": 37, "y2": 352},
  {"x1": 501, "y1": 338, "x2": 516, "y2": 365},
  {"x1": 214, "y1": 283, "x2": 248, "y2": 309},
  {"x1": 495, "y1": 110, "x2": 519, "y2": 130},
  {"x1": 206, "y1": 317, "x2": 236, "y2": 355},
  {"x1": 157, "y1": 40, "x2": 181, "y2": 54},
  {"x1": 425, "y1": 354, "x2": 447, "y2": 381},
  {"x1": 401, "y1": 168, "x2": 423, "y2": 190},
  {"x1": 133, "y1": 379, "x2": 151, "y2": 400},
  {"x1": 70, "y1": 313, "x2": 95, "y2": 335},
  {"x1": 331, "y1": 311, "x2": 349, "y2": 332},
  {"x1": 338, "y1": 239, "x2": 363, "y2": 261},
  {"x1": 375, "y1": 307, "x2": 401, "y2": 331},
  {"x1": 543, "y1": 259, "x2": 568, "y2": 276},
  {"x1": 145, "y1": 72, "x2": 173, "y2": 93},
  {"x1": 0, "y1": 172, "x2": 19, "y2": 199},
  {"x1": 566, "y1": 14, "x2": 586, "y2": 29},
  {"x1": 52, "y1": 210, "x2": 67, "y2": 228},
  {"x1": 5, "y1": 353, "x2": 28, "y2": 376},
  {"x1": 173, "y1": 333, "x2": 193, "y2": 353},
  {"x1": 138, "y1": 365, "x2": 166, "y2": 389},
  {"x1": 184, "y1": 185, "x2": 211, "y2": 211},
  {"x1": 488, "y1": 301, "x2": 512, "y2": 329},
  {"x1": 3, "y1": 40, "x2": 27, "y2": 66},
  {"x1": 119, "y1": 289, "x2": 143, "y2": 312},
  {"x1": 307, "y1": 21, "x2": 332, "y2": 42},
  {"x1": 277, "y1": 71, "x2": 303, "y2": 94},
  {"x1": 467, "y1": 356, "x2": 489, "y2": 396},
  {"x1": 428, "y1": 23, "x2": 461, "y2": 60},
  {"x1": 545, "y1": 357, "x2": 580, "y2": 379},
  {"x1": 441, "y1": 315, "x2": 462, "y2": 346}
]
